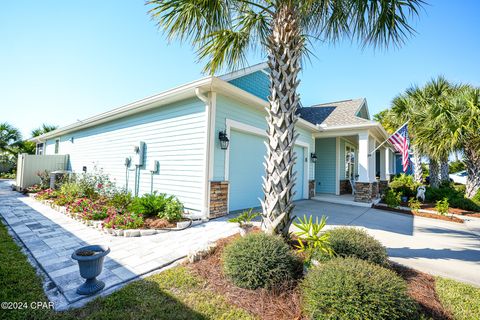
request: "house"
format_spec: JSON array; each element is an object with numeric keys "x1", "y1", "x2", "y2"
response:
[{"x1": 30, "y1": 63, "x2": 396, "y2": 218}]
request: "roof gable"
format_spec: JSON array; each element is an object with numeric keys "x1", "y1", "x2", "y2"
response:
[{"x1": 220, "y1": 63, "x2": 269, "y2": 101}]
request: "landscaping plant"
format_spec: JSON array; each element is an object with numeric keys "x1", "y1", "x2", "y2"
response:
[
  {"x1": 162, "y1": 197, "x2": 184, "y2": 222},
  {"x1": 67, "y1": 198, "x2": 109, "y2": 221},
  {"x1": 102, "y1": 210, "x2": 144, "y2": 230},
  {"x1": 228, "y1": 208, "x2": 259, "y2": 227},
  {"x1": 408, "y1": 197, "x2": 422, "y2": 213},
  {"x1": 130, "y1": 192, "x2": 170, "y2": 217},
  {"x1": 108, "y1": 190, "x2": 134, "y2": 211},
  {"x1": 389, "y1": 174, "x2": 420, "y2": 198},
  {"x1": 36, "y1": 170, "x2": 50, "y2": 190},
  {"x1": 222, "y1": 233, "x2": 302, "y2": 290},
  {"x1": 293, "y1": 215, "x2": 333, "y2": 262},
  {"x1": 301, "y1": 257, "x2": 419, "y2": 320},
  {"x1": 315, "y1": 227, "x2": 388, "y2": 266},
  {"x1": 35, "y1": 188, "x2": 57, "y2": 200},
  {"x1": 384, "y1": 189, "x2": 401, "y2": 208},
  {"x1": 435, "y1": 198, "x2": 450, "y2": 216}
]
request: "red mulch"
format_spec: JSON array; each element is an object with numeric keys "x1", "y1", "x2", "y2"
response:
[
  {"x1": 390, "y1": 263, "x2": 453, "y2": 320},
  {"x1": 373, "y1": 205, "x2": 464, "y2": 223},
  {"x1": 143, "y1": 217, "x2": 176, "y2": 229},
  {"x1": 188, "y1": 233, "x2": 453, "y2": 320},
  {"x1": 421, "y1": 204, "x2": 480, "y2": 217}
]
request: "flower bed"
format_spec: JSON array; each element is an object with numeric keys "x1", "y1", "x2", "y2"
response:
[
  {"x1": 27, "y1": 168, "x2": 198, "y2": 237},
  {"x1": 374, "y1": 203, "x2": 464, "y2": 223}
]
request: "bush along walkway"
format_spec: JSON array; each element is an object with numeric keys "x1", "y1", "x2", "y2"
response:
[{"x1": 0, "y1": 180, "x2": 239, "y2": 310}]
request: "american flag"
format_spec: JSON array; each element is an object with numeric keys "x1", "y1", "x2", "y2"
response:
[{"x1": 388, "y1": 123, "x2": 410, "y2": 172}]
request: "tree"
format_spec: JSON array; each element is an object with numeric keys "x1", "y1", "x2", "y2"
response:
[
  {"x1": 31, "y1": 124, "x2": 58, "y2": 138},
  {"x1": 449, "y1": 87, "x2": 480, "y2": 198},
  {"x1": 148, "y1": 0, "x2": 424, "y2": 236},
  {"x1": 0, "y1": 122, "x2": 22, "y2": 155}
]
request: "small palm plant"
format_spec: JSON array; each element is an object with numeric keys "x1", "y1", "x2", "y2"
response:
[
  {"x1": 293, "y1": 215, "x2": 333, "y2": 263},
  {"x1": 228, "y1": 208, "x2": 260, "y2": 236}
]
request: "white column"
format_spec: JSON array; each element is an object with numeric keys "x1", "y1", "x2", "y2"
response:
[
  {"x1": 385, "y1": 148, "x2": 391, "y2": 180},
  {"x1": 379, "y1": 147, "x2": 386, "y2": 180},
  {"x1": 357, "y1": 131, "x2": 371, "y2": 183},
  {"x1": 368, "y1": 135, "x2": 376, "y2": 182}
]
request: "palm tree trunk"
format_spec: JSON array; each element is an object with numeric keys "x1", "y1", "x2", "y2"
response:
[
  {"x1": 464, "y1": 145, "x2": 480, "y2": 198},
  {"x1": 411, "y1": 145, "x2": 423, "y2": 183},
  {"x1": 440, "y1": 159, "x2": 449, "y2": 183},
  {"x1": 262, "y1": 5, "x2": 302, "y2": 237},
  {"x1": 429, "y1": 158, "x2": 440, "y2": 188}
]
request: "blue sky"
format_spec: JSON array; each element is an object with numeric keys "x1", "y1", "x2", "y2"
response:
[{"x1": 1, "y1": 1, "x2": 479, "y2": 138}]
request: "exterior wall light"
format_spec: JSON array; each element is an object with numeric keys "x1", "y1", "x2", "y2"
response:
[
  {"x1": 219, "y1": 130, "x2": 230, "y2": 150},
  {"x1": 310, "y1": 153, "x2": 318, "y2": 163}
]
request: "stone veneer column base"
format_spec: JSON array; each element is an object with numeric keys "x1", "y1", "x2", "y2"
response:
[
  {"x1": 340, "y1": 180, "x2": 352, "y2": 195},
  {"x1": 354, "y1": 182, "x2": 379, "y2": 203},
  {"x1": 209, "y1": 181, "x2": 229, "y2": 218},
  {"x1": 378, "y1": 180, "x2": 389, "y2": 195},
  {"x1": 308, "y1": 180, "x2": 315, "y2": 199}
]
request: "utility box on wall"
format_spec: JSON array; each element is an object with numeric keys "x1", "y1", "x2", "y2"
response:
[{"x1": 132, "y1": 141, "x2": 145, "y2": 166}]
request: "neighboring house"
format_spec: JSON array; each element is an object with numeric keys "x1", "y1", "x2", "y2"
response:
[{"x1": 31, "y1": 63, "x2": 395, "y2": 218}]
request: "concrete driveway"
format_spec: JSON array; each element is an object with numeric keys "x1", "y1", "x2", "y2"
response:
[{"x1": 293, "y1": 200, "x2": 480, "y2": 287}]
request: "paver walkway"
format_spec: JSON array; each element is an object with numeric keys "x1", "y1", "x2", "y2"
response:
[
  {"x1": 0, "y1": 180, "x2": 238, "y2": 309},
  {"x1": 294, "y1": 200, "x2": 480, "y2": 287}
]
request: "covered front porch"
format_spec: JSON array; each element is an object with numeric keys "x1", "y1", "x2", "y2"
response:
[{"x1": 311, "y1": 124, "x2": 395, "y2": 204}]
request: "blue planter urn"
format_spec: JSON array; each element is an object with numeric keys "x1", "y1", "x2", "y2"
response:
[{"x1": 72, "y1": 245, "x2": 110, "y2": 295}]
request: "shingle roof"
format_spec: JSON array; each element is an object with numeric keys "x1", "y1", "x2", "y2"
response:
[{"x1": 298, "y1": 98, "x2": 375, "y2": 127}]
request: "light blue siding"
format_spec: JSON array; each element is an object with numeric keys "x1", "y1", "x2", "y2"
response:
[
  {"x1": 228, "y1": 71, "x2": 270, "y2": 101},
  {"x1": 213, "y1": 94, "x2": 315, "y2": 182},
  {"x1": 228, "y1": 130, "x2": 265, "y2": 211},
  {"x1": 356, "y1": 103, "x2": 369, "y2": 119},
  {"x1": 315, "y1": 138, "x2": 336, "y2": 193},
  {"x1": 45, "y1": 98, "x2": 206, "y2": 213}
]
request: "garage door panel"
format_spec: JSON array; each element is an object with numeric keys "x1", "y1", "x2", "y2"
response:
[{"x1": 229, "y1": 129, "x2": 306, "y2": 212}]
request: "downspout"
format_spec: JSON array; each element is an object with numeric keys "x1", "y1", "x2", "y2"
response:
[{"x1": 196, "y1": 88, "x2": 213, "y2": 218}]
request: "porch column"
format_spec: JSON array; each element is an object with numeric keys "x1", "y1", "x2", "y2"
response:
[
  {"x1": 385, "y1": 148, "x2": 392, "y2": 180},
  {"x1": 379, "y1": 147, "x2": 386, "y2": 180},
  {"x1": 355, "y1": 131, "x2": 377, "y2": 203}
]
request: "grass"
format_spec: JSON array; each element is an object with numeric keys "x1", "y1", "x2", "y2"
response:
[
  {"x1": 0, "y1": 222, "x2": 253, "y2": 320},
  {"x1": 436, "y1": 277, "x2": 480, "y2": 320}
]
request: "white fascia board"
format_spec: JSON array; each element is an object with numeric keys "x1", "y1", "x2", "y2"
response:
[{"x1": 30, "y1": 77, "x2": 214, "y2": 143}]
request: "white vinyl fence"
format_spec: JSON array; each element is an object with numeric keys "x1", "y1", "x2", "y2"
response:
[{"x1": 16, "y1": 154, "x2": 69, "y2": 190}]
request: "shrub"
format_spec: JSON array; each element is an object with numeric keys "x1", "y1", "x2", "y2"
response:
[
  {"x1": 389, "y1": 174, "x2": 420, "y2": 198},
  {"x1": 103, "y1": 210, "x2": 144, "y2": 229},
  {"x1": 162, "y1": 197, "x2": 184, "y2": 222},
  {"x1": 25, "y1": 184, "x2": 42, "y2": 193},
  {"x1": 427, "y1": 184, "x2": 480, "y2": 211},
  {"x1": 315, "y1": 227, "x2": 388, "y2": 266},
  {"x1": 301, "y1": 257, "x2": 419, "y2": 320},
  {"x1": 436, "y1": 198, "x2": 450, "y2": 216},
  {"x1": 36, "y1": 170, "x2": 50, "y2": 189},
  {"x1": 75, "y1": 167, "x2": 117, "y2": 198},
  {"x1": 222, "y1": 233, "x2": 302, "y2": 289},
  {"x1": 130, "y1": 192, "x2": 169, "y2": 217},
  {"x1": 408, "y1": 197, "x2": 422, "y2": 213},
  {"x1": 108, "y1": 190, "x2": 133, "y2": 211},
  {"x1": 59, "y1": 182, "x2": 81, "y2": 199},
  {"x1": 384, "y1": 189, "x2": 401, "y2": 208},
  {"x1": 293, "y1": 215, "x2": 333, "y2": 261}
]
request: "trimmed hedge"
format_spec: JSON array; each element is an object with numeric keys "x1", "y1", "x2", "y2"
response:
[
  {"x1": 301, "y1": 257, "x2": 419, "y2": 320},
  {"x1": 315, "y1": 227, "x2": 388, "y2": 266},
  {"x1": 222, "y1": 233, "x2": 302, "y2": 289}
]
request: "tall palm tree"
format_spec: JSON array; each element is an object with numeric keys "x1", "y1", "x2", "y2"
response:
[
  {"x1": 449, "y1": 87, "x2": 480, "y2": 198},
  {"x1": 31, "y1": 123, "x2": 58, "y2": 138},
  {"x1": 415, "y1": 76, "x2": 458, "y2": 187},
  {"x1": 148, "y1": 0, "x2": 424, "y2": 236},
  {"x1": 0, "y1": 122, "x2": 22, "y2": 155}
]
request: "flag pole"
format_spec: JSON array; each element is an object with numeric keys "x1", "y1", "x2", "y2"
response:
[{"x1": 369, "y1": 120, "x2": 409, "y2": 155}]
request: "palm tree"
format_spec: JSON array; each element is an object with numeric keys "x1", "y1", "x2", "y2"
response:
[
  {"x1": 148, "y1": 0, "x2": 424, "y2": 236},
  {"x1": 415, "y1": 76, "x2": 458, "y2": 187},
  {"x1": 31, "y1": 124, "x2": 58, "y2": 138},
  {"x1": 449, "y1": 87, "x2": 480, "y2": 198},
  {"x1": 0, "y1": 122, "x2": 22, "y2": 155}
]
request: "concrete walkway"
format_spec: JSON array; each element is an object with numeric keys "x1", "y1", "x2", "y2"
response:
[
  {"x1": 294, "y1": 200, "x2": 480, "y2": 287},
  {"x1": 0, "y1": 180, "x2": 238, "y2": 310}
]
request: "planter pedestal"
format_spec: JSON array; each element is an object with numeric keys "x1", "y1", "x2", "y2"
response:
[{"x1": 72, "y1": 245, "x2": 110, "y2": 295}]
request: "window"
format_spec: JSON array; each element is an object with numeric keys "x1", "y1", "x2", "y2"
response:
[
  {"x1": 54, "y1": 139, "x2": 60, "y2": 154},
  {"x1": 345, "y1": 144, "x2": 356, "y2": 179},
  {"x1": 36, "y1": 143, "x2": 44, "y2": 155}
]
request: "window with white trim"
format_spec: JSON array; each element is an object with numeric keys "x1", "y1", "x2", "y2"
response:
[
  {"x1": 36, "y1": 143, "x2": 44, "y2": 155},
  {"x1": 54, "y1": 139, "x2": 60, "y2": 154},
  {"x1": 345, "y1": 143, "x2": 356, "y2": 179}
]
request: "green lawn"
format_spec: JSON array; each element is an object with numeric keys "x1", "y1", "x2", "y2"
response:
[
  {"x1": 436, "y1": 277, "x2": 480, "y2": 320},
  {"x1": 0, "y1": 222, "x2": 253, "y2": 320}
]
